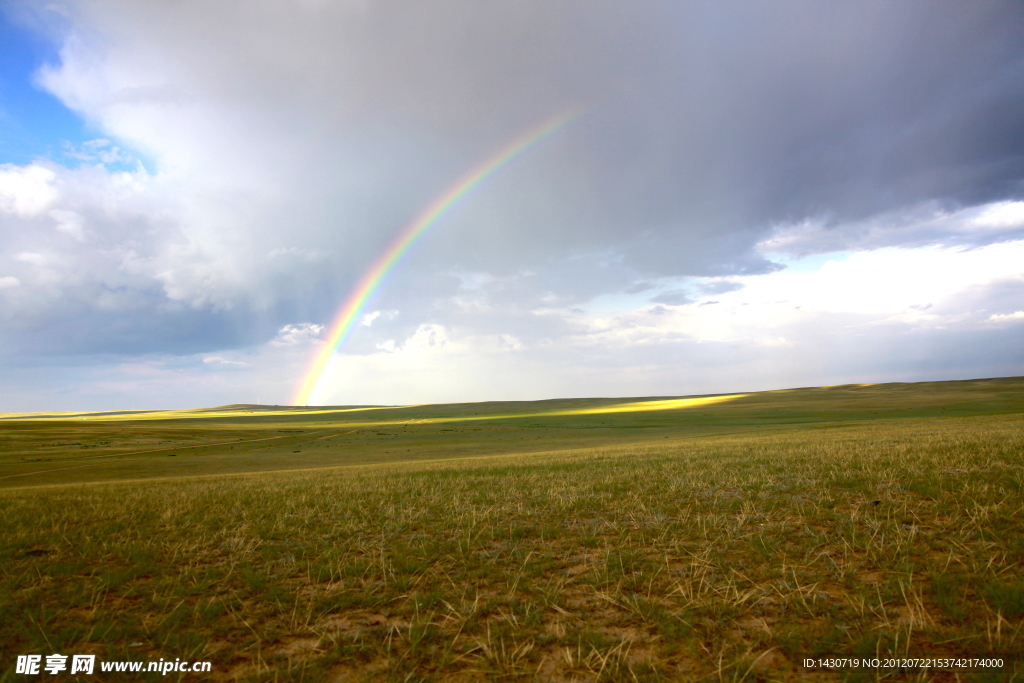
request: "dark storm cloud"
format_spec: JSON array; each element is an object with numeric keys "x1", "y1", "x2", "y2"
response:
[
  {"x1": 301, "y1": 0, "x2": 1024, "y2": 279},
  {"x1": 560, "y1": 1, "x2": 1024, "y2": 269}
]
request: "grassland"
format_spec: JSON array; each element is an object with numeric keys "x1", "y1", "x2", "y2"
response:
[{"x1": 1, "y1": 377, "x2": 1023, "y2": 681}]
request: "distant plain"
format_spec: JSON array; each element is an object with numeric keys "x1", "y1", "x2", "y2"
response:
[{"x1": 2, "y1": 377, "x2": 1023, "y2": 680}]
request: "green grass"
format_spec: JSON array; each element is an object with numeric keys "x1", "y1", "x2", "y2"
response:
[{"x1": 1, "y1": 377, "x2": 1024, "y2": 681}]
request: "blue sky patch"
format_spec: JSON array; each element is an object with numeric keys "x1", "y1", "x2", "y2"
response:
[{"x1": 0, "y1": 9, "x2": 92, "y2": 165}]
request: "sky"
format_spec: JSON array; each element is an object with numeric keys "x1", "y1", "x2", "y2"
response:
[{"x1": 0, "y1": 0, "x2": 1022, "y2": 411}]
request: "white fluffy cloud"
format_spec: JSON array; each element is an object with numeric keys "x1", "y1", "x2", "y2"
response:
[
  {"x1": 203, "y1": 356, "x2": 250, "y2": 368},
  {"x1": 975, "y1": 202, "x2": 1024, "y2": 229},
  {"x1": 271, "y1": 323, "x2": 324, "y2": 347},
  {"x1": 0, "y1": 164, "x2": 57, "y2": 217},
  {"x1": 301, "y1": 239, "x2": 1024, "y2": 405},
  {"x1": 988, "y1": 311, "x2": 1024, "y2": 323}
]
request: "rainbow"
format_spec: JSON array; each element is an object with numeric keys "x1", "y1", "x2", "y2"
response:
[{"x1": 291, "y1": 110, "x2": 580, "y2": 406}]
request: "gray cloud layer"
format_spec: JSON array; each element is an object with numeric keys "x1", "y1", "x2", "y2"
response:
[{"x1": 1, "y1": 0, "x2": 1023, "y2": 407}]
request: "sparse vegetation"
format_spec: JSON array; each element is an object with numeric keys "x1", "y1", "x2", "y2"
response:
[{"x1": 2, "y1": 378, "x2": 1023, "y2": 680}]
